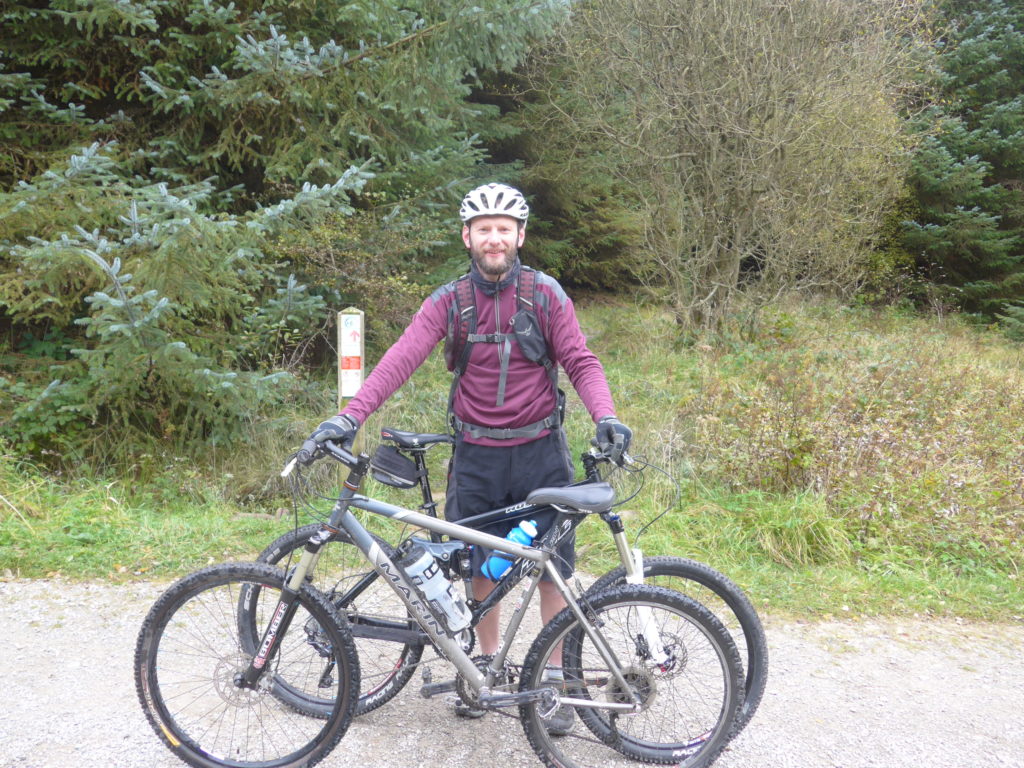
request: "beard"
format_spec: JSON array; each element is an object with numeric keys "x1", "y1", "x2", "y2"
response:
[{"x1": 469, "y1": 241, "x2": 518, "y2": 278}]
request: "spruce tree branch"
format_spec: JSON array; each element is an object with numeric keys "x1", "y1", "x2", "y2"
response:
[{"x1": 341, "y1": 19, "x2": 453, "y2": 68}]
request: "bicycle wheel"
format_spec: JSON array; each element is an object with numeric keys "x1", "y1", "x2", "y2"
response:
[
  {"x1": 251, "y1": 523, "x2": 424, "y2": 716},
  {"x1": 519, "y1": 584, "x2": 743, "y2": 768},
  {"x1": 585, "y1": 555, "x2": 767, "y2": 730},
  {"x1": 135, "y1": 562, "x2": 359, "y2": 768}
]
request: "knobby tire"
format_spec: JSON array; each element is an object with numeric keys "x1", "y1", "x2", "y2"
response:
[{"x1": 135, "y1": 562, "x2": 359, "y2": 768}]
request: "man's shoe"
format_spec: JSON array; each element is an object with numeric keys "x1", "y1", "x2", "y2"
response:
[
  {"x1": 540, "y1": 668, "x2": 575, "y2": 736},
  {"x1": 454, "y1": 697, "x2": 486, "y2": 719},
  {"x1": 542, "y1": 704, "x2": 575, "y2": 736}
]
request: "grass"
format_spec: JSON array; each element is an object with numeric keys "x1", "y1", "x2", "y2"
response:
[
  {"x1": 2, "y1": 296, "x2": 1022, "y2": 621},
  {"x1": 0, "y1": 454, "x2": 282, "y2": 578}
]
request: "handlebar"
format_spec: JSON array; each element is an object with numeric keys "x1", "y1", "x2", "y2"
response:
[
  {"x1": 282, "y1": 437, "x2": 361, "y2": 477},
  {"x1": 284, "y1": 433, "x2": 631, "y2": 478}
]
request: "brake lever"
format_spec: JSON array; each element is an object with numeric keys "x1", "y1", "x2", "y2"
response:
[
  {"x1": 589, "y1": 437, "x2": 633, "y2": 467},
  {"x1": 609, "y1": 434, "x2": 625, "y2": 465}
]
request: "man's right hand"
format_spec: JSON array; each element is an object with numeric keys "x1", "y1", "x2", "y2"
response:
[{"x1": 308, "y1": 414, "x2": 359, "y2": 448}]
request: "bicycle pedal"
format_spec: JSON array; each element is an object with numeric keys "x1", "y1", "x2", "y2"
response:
[
  {"x1": 478, "y1": 687, "x2": 551, "y2": 709},
  {"x1": 420, "y1": 679, "x2": 457, "y2": 698}
]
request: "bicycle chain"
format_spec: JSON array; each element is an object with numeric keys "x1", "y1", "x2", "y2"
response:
[{"x1": 454, "y1": 654, "x2": 518, "y2": 707}]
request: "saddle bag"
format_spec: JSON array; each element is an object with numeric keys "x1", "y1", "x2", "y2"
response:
[{"x1": 369, "y1": 444, "x2": 419, "y2": 489}]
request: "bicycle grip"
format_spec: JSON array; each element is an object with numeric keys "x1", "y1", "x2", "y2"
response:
[{"x1": 295, "y1": 438, "x2": 319, "y2": 465}]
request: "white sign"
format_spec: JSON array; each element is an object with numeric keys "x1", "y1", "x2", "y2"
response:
[{"x1": 338, "y1": 309, "x2": 364, "y2": 401}]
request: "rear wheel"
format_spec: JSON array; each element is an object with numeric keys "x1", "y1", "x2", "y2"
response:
[
  {"x1": 135, "y1": 562, "x2": 359, "y2": 768},
  {"x1": 519, "y1": 584, "x2": 743, "y2": 768},
  {"x1": 585, "y1": 555, "x2": 767, "y2": 730},
  {"x1": 250, "y1": 524, "x2": 424, "y2": 716}
]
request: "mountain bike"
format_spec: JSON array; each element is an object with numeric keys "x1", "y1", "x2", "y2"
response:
[
  {"x1": 136, "y1": 437, "x2": 745, "y2": 768},
  {"x1": 255, "y1": 427, "x2": 767, "y2": 730}
]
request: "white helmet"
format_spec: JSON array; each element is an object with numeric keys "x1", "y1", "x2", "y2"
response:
[{"x1": 459, "y1": 183, "x2": 529, "y2": 223}]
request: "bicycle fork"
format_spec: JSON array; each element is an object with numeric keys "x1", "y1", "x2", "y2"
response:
[
  {"x1": 236, "y1": 528, "x2": 332, "y2": 689},
  {"x1": 606, "y1": 513, "x2": 670, "y2": 667}
]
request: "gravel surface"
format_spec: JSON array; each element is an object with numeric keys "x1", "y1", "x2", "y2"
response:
[{"x1": 2, "y1": 578, "x2": 1022, "y2": 768}]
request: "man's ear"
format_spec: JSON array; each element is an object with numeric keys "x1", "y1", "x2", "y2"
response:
[
  {"x1": 462, "y1": 225, "x2": 471, "y2": 249},
  {"x1": 517, "y1": 224, "x2": 526, "y2": 247}
]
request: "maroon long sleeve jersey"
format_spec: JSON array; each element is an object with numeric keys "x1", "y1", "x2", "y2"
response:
[{"x1": 340, "y1": 261, "x2": 616, "y2": 446}]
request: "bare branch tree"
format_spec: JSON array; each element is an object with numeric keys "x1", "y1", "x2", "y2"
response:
[{"x1": 525, "y1": 0, "x2": 928, "y2": 331}]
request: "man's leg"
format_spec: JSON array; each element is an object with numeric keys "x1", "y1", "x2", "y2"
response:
[
  {"x1": 538, "y1": 580, "x2": 566, "y2": 665},
  {"x1": 472, "y1": 576, "x2": 500, "y2": 655}
]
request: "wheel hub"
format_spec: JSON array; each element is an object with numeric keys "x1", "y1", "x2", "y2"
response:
[
  {"x1": 606, "y1": 665, "x2": 658, "y2": 709},
  {"x1": 217, "y1": 658, "x2": 261, "y2": 707}
]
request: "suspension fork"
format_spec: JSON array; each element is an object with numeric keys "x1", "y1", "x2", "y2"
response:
[
  {"x1": 240, "y1": 456, "x2": 371, "y2": 688},
  {"x1": 602, "y1": 512, "x2": 669, "y2": 666},
  {"x1": 236, "y1": 527, "x2": 333, "y2": 688},
  {"x1": 543, "y1": 563, "x2": 640, "y2": 710}
]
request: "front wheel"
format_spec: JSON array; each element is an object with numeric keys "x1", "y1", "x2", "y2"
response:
[
  {"x1": 585, "y1": 555, "x2": 767, "y2": 731},
  {"x1": 251, "y1": 524, "x2": 424, "y2": 716},
  {"x1": 135, "y1": 562, "x2": 360, "y2": 768},
  {"x1": 519, "y1": 584, "x2": 743, "y2": 768}
]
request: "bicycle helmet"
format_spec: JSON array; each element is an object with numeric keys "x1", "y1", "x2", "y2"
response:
[{"x1": 459, "y1": 183, "x2": 530, "y2": 223}]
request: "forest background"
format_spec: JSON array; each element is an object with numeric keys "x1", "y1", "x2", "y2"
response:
[{"x1": 0, "y1": 0, "x2": 1021, "y2": 620}]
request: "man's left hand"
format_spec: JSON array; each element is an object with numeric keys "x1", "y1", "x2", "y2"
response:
[{"x1": 596, "y1": 416, "x2": 632, "y2": 456}]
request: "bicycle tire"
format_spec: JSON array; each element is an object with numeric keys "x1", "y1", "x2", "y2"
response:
[
  {"x1": 251, "y1": 523, "x2": 424, "y2": 716},
  {"x1": 585, "y1": 555, "x2": 767, "y2": 730},
  {"x1": 519, "y1": 583, "x2": 743, "y2": 768},
  {"x1": 135, "y1": 562, "x2": 359, "y2": 768}
]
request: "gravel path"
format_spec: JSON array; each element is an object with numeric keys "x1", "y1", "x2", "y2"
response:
[{"x1": 1, "y1": 578, "x2": 1022, "y2": 768}]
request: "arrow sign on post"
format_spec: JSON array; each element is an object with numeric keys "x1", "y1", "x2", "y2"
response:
[{"x1": 338, "y1": 308, "x2": 364, "y2": 407}]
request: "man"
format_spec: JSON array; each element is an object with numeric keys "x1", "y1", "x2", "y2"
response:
[{"x1": 307, "y1": 183, "x2": 631, "y2": 730}]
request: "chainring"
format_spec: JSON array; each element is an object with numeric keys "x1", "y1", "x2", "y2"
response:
[{"x1": 455, "y1": 654, "x2": 515, "y2": 707}]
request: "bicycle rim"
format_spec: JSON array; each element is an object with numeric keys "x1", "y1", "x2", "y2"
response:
[
  {"x1": 519, "y1": 584, "x2": 743, "y2": 768},
  {"x1": 135, "y1": 562, "x2": 359, "y2": 768}
]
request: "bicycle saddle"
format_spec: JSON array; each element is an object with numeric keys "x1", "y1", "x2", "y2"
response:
[
  {"x1": 525, "y1": 482, "x2": 615, "y2": 513},
  {"x1": 380, "y1": 428, "x2": 453, "y2": 449}
]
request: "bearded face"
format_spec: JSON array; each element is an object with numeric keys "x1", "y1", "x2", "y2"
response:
[{"x1": 462, "y1": 215, "x2": 525, "y2": 280}]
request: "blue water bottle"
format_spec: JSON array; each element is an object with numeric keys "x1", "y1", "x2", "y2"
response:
[{"x1": 482, "y1": 519, "x2": 538, "y2": 581}]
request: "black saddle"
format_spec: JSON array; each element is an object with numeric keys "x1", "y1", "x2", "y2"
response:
[
  {"x1": 379, "y1": 428, "x2": 453, "y2": 450},
  {"x1": 525, "y1": 483, "x2": 615, "y2": 514}
]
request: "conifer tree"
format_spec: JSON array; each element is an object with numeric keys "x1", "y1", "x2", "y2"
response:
[
  {"x1": 0, "y1": 1, "x2": 566, "y2": 458},
  {"x1": 903, "y1": 0, "x2": 1024, "y2": 320},
  {"x1": 1, "y1": 1, "x2": 565, "y2": 194}
]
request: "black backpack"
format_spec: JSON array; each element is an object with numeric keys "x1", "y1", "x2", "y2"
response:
[{"x1": 443, "y1": 267, "x2": 562, "y2": 439}]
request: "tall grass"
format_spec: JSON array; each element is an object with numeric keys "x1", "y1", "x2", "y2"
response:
[
  {"x1": 2, "y1": 297, "x2": 1022, "y2": 619},
  {"x1": 0, "y1": 445, "x2": 290, "y2": 578},
  {"x1": 572, "y1": 298, "x2": 1023, "y2": 618}
]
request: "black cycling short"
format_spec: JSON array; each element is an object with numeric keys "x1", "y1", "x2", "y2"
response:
[{"x1": 445, "y1": 429, "x2": 575, "y2": 580}]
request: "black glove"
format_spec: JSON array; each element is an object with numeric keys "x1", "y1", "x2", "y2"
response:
[
  {"x1": 309, "y1": 413, "x2": 359, "y2": 447},
  {"x1": 596, "y1": 416, "x2": 632, "y2": 456}
]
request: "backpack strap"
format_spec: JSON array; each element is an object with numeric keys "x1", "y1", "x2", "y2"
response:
[
  {"x1": 446, "y1": 274, "x2": 476, "y2": 430},
  {"x1": 446, "y1": 267, "x2": 561, "y2": 438},
  {"x1": 517, "y1": 267, "x2": 558, "y2": 388},
  {"x1": 448, "y1": 274, "x2": 476, "y2": 377}
]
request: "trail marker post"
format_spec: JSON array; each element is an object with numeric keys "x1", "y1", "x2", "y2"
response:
[{"x1": 338, "y1": 309, "x2": 365, "y2": 436}]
